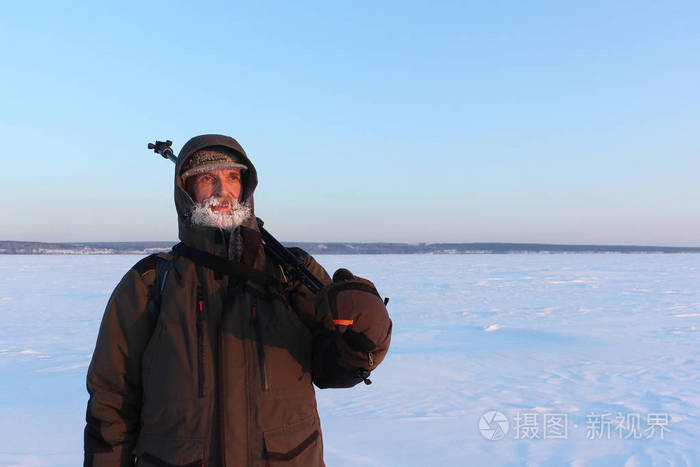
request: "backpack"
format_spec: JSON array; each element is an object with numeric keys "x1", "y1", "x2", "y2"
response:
[{"x1": 137, "y1": 253, "x2": 172, "y2": 322}]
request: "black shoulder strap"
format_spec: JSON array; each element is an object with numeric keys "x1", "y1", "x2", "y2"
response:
[
  {"x1": 155, "y1": 257, "x2": 171, "y2": 299},
  {"x1": 146, "y1": 255, "x2": 172, "y2": 320},
  {"x1": 172, "y1": 243, "x2": 281, "y2": 288}
]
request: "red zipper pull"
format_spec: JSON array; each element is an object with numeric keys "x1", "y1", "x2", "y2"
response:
[{"x1": 197, "y1": 285, "x2": 204, "y2": 313}]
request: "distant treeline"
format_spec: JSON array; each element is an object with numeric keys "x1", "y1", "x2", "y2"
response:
[{"x1": 1, "y1": 240, "x2": 699, "y2": 255}]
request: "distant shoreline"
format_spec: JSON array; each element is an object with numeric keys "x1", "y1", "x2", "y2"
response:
[{"x1": 2, "y1": 240, "x2": 699, "y2": 255}]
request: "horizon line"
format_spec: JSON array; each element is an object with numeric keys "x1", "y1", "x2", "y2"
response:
[{"x1": 2, "y1": 239, "x2": 700, "y2": 250}]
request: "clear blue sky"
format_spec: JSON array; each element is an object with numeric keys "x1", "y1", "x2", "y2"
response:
[{"x1": 1, "y1": 1, "x2": 699, "y2": 245}]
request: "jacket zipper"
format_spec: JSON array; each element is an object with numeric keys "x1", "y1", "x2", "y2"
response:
[
  {"x1": 196, "y1": 286, "x2": 205, "y2": 398},
  {"x1": 250, "y1": 296, "x2": 269, "y2": 391}
]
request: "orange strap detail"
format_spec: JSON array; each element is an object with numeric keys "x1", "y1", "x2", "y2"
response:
[{"x1": 333, "y1": 319, "x2": 354, "y2": 326}]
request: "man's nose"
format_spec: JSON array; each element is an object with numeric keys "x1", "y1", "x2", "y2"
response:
[
  {"x1": 211, "y1": 178, "x2": 225, "y2": 197},
  {"x1": 213, "y1": 178, "x2": 234, "y2": 198}
]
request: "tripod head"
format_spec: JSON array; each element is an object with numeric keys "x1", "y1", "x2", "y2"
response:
[{"x1": 147, "y1": 140, "x2": 176, "y2": 163}]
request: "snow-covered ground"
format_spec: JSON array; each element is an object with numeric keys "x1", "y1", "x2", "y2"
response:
[{"x1": 0, "y1": 254, "x2": 698, "y2": 466}]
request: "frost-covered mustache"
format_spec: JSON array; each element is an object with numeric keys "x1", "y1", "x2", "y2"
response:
[{"x1": 190, "y1": 197, "x2": 251, "y2": 231}]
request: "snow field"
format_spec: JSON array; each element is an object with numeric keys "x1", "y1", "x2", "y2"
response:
[{"x1": 0, "y1": 254, "x2": 698, "y2": 466}]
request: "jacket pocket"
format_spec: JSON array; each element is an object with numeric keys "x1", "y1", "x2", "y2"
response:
[
  {"x1": 135, "y1": 434, "x2": 204, "y2": 467},
  {"x1": 263, "y1": 415, "x2": 323, "y2": 466},
  {"x1": 137, "y1": 451, "x2": 202, "y2": 467}
]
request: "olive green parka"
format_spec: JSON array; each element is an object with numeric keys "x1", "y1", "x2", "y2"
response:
[{"x1": 84, "y1": 135, "x2": 381, "y2": 467}]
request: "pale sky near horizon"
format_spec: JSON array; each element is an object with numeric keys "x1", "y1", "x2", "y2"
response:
[{"x1": 1, "y1": 1, "x2": 699, "y2": 246}]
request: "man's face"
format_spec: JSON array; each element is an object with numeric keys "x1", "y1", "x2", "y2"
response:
[{"x1": 187, "y1": 169, "x2": 242, "y2": 211}]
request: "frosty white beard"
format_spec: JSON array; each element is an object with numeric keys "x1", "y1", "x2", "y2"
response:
[{"x1": 190, "y1": 197, "x2": 251, "y2": 231}]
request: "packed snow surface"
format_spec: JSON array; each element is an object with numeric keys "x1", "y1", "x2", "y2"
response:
[{"x1": 0, "y1": 254, "x2": 698, "y2": 466}]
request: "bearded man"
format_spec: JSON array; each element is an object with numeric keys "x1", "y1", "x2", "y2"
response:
[{"x1": 84, "y1": 134, "x2": 392, "y2": 466}]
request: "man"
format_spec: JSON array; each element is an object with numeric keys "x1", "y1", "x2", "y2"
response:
[{"x1": 84, "y1": 134, "x2": 392, "y2": 466}]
